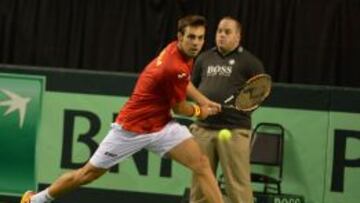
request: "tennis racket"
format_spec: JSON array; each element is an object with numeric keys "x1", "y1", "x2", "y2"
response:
[{"x1": 223, "y1": 73, "x2": 272, "y2": 111}]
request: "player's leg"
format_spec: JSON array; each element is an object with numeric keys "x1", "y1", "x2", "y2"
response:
[
  {"x1": 168, "y1": 138, "x2": 224, "y2": 203},
  {"x1": 217, "y1": 128, "x2": 253, "y2": 203},
  {"x1": 48, "y1": 162, "x2": 107, "y2": 199},
  {"x1": 22, "y1": 123, "x2": 151, "y2": 203},
  {"x1": 22, "y1": 161, "x2": 107, "y2": 203},
  {"x1": 146, "y1": 121, "x2": 224, "y2": 203},
  {"x1": 189, "y1": 124, "x2": 219, "y2": 203}
]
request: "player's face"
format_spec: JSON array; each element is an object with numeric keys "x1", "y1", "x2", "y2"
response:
[
  {"x1": 216, "y1": 19, "x2": 241, "y2": 54},
  {"x1": 178, "y1": 26, "x2": 205, "y2": 58}
]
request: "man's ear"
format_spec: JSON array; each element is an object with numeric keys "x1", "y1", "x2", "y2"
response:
[{"x1": 177, "y1": 32, "x2": 183, "y2": 42}]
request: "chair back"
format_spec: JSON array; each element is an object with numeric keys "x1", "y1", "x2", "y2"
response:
[{"x1": 251, "y1": 123, "x2": 284, "y2": 177}]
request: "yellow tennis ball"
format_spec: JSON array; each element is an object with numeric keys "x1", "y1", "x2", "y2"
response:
[{"x1": 218, "y1": 129, "x2": 232, "y2": 141}]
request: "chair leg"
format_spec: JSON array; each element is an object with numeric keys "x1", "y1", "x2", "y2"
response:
[
  {"x1": 277, "y1": 183, "x2": 281, "y2": 194},
  {"x1": 264, "y1": 183, "x2": 268, "y2": 194}
]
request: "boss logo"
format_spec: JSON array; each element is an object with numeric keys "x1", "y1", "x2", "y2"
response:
[{"x1": 206, "y1": 65, "x2": 232, "y2": 77}]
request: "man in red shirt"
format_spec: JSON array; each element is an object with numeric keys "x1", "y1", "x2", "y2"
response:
[{"x1": 21, "y1": 15, "x2": 224, "y2": 203}]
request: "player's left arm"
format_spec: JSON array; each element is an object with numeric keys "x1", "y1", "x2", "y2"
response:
[
  {"x1": 186, "y1": 82, "x2": 221, "y2": 112},
  {"x1": 172, "y1": 100, "x2": 196, "y2": 117},
  {"x1": 172, "y1": 99, "x2": 216, "y2": 120},
  {"x1": 186, "y1": 82, "x2": 208, "y2": 106},
  {"x1": 191, "y1": 54, "x2": 204, "y2": 87}
]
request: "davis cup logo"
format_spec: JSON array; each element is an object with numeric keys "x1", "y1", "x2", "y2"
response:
[
  {"x1": 0, "y1": 89, "x2": 31, "y2": 128},
  {"x1": 0, "y1": 73, "x2": 44, "y2": 195}
]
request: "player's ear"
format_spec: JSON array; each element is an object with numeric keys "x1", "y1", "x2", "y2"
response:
[{"x1": 177, "y1": 31, "x2": 183, "y2": 42}]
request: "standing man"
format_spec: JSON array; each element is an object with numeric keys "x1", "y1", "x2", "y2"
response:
[
  {"x1": 190, "y1": 16, "x2": 265, "y2": 203},
  {"x1": 21, "y1": 15, "x2": 225, "y2": 203}
]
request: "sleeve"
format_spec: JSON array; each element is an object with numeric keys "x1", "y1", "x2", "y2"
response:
[
  {"x1": 246, "y1": 54, "x2": 265, "y2": 77},
  {"x1": 163, "y1": 65, "x2": 189, "y2": 106},
  {"x1": 191, "y1": 53, "x2": 204, "y2": 87},
  {"x1": 253, "y1": 58, "x2": 265, "y2": 75}
]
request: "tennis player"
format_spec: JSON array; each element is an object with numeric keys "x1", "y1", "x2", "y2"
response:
[{"x1": 20, "y1": 15, "x2": 224, "y2": 203}]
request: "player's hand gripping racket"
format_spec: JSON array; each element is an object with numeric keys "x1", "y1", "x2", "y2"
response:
[{"x1": 223, "y1": 74, "x2": 272, "y2": 111}]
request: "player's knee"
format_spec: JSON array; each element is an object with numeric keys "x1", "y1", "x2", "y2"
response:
[
  {"x1": 190, "y1": 155, "x2": 211, "y2": 175},
  {"x1": 75, "y1": 168, "x2": 103, "y2": 185}
]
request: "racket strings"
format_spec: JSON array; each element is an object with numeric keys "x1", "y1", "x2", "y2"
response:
[{"x1": 235, "y1": 77, "x2": 271, "y2": 110}]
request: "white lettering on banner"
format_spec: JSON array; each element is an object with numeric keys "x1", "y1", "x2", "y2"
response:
[
  {"x1": 274, "y1": 197, "x2": 301, "y2": 203},
  {"x1": 206, "y1": 65, "x2": 232, "y2": 77}
]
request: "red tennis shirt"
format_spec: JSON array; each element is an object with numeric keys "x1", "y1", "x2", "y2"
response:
[{"x1": 116, "y1": 41, "x2": 193, "y2": 133}]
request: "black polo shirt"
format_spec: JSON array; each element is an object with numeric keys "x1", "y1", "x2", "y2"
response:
[{"x1": 192, "y1": 46, "x2": 264, "y2": 129}]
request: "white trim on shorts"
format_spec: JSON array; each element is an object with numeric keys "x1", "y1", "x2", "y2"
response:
[{"x1": 89, "y1": 121, "x2": 192, "y2": 169}]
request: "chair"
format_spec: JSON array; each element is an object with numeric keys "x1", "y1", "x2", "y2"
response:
[{"x1": 250, "y1": 122, "x2": 284, "y2": 194}]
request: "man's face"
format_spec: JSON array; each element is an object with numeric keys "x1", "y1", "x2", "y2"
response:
[
  {"x1": 216, "y1": 19, "x2": 241, "y2": 54},
  {"x1": 177, "y1": 26, "x2": 205, "y2": 58}
]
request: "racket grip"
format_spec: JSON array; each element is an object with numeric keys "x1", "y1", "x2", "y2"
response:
[
  {"x1": 221, "y1": 104, "x2": 234, "y2": 109},
  {"x1": 224, "y1": 95, "x2": 235, "y2": 104}
]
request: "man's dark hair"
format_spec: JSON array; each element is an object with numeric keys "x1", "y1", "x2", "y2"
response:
[
  {"x1": 221, "y1": 16, "x2": 242, "y2": 33},
  {"x1": 177, "y1": 15, "x2": 206, "y2": 34}
]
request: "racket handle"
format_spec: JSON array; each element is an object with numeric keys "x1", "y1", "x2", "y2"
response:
[
  {"x1": 224, "y1": 95, "x2": 235, "y2": 104},
  {"x1": 221, "y1": 104, "x2": 235, "y2": 109}
]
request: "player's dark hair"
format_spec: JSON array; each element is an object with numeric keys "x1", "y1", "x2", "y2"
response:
[{"x1": 177, "y1": 15, "x2": 206, "y2": 34}]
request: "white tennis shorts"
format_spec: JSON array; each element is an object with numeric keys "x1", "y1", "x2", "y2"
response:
[{"x1": 89, "y1": 121, "x2": 192, "y2": 169}]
